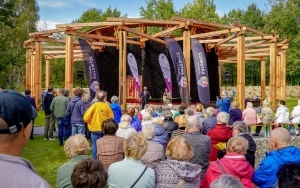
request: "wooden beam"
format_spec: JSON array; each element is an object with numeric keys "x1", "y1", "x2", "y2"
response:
[
  {"x1": 92, "y1": 42, "x2": 118, "y2": 47},
  {"x1": 270, "y1": 42, "x2": 277, "y2": 110},
  {"x1": 218, "y1": 60, "x2": 237, "y2": 63},
  {"x1": 34, "y1": 42, "x2": 42, "y2": 109},
  {"x1": 190, "y1": 27, "x2": 243, "y2": 39},
  {"x1": 45, "y1": 59, "x2": 51, "y2": 89},
  {"x1": 29, "y1": 28, "x2": 66, "y2": 37},
  {"x1": 25, "y1": 49, "x2": 31, "y2": 90},
  {"x1": 233, "y1": 22, "x2": 267, "y2": 36},
  {"x1": 30, "y1": 54, "x2": 35, "y2": 97},
  {"x1": 245, "y1": 48, "x2": 270, "y2": 53},
  {"x1": 122, "y1": 31, "x2": 127, "y2": 110},
  {"x1": 140, "y1": 23, "x2": 185, "y2": 42},
  {"x1": 218, "y1": 63, "x2": 222, "y2": 96},
  {"x1": 198, "y1": 35, "x2": 277, "y2": 44},
  {"x1": 65, "y1": 29, "x2": 118, "y2": 42},
  {"x1": 281, "y1": 50, "x2": 286, "y2": 101},
  {"x1": 276, "y1": 54, "x2": 281, "y2": 100},
  {"x1": 118, "y1": 30, "x2": 123, "y2": 108},
  {"x1": 261, "y1": 60, "x2": 266, "y2": 101},
  {"x1": 216, "y1": 31, "x2": 243, "y2": 46},
  {"x1": 56, "y1": 21, "x2": 126, "y2": 28},
  {"x1": 237, "y1": 35, "x2": 245, "y2": 110},
  {"x1": 183, "y1": 30, "x2": 191, "y2": 93},
  {"x1": 119, "y1": 25, "x2": 166, "y2": 45},
  {"x1": 172, "y1": 16, "x2": 235, "y2": 29},
  {"x1": 65, "y1": 34, "x2": 74, "y2": 96},
  {"x1": 107, "y1": 17, "x2": 182, "y2": 25}
]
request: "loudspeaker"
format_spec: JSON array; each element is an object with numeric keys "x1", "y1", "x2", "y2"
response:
[
  {"x1": 77, "y1": 70, "x2": 84, "y2": 79},
  {"x1": 224, "y1": 72, "x2": 230, "y2": 82}
]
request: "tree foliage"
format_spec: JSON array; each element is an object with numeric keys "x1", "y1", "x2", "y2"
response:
[{"x1": 0, "y1": 0, "x2": 38, "y2": 90}]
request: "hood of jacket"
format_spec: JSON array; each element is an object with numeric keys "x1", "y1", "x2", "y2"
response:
[
  {"x1": 165, "y1": 159, "x2": 202, "y2": 182},
  {"x1": 154, "y1": 124, "x2": 166, "y2": 136},
  {"x1": 71, "y1": 96, "x2": 81, "y2": 103},
  {"x1": 278, "y1": 105, "x2": 289, "y2": 112},
  {"x1": 220, "y1": 154, "x2": 253, "y2": 178}
]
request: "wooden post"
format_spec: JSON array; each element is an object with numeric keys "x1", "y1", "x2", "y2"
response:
[
  {"x1": 34, "y1": 41, "x2": 42, "y2": 109},
  {"x1": 280, "y1": 49, "x2": 286, "y2": 101},
  {"x1": 276, "y1": 53, "x2": 281, "y2": 100},
  {"x1": 65, "y1": 34, "x2": 74, "y2": 96},
  {"x1": 30, "y1": 54, "x2": 35, "y2": 96},
  {"x1": 25, "y1": 49, "x2": 31, "y2": 90},
  {"x1": 237, "y1": 35, "x2": 245, "y2": 110},
  {"x1": 269, "y1": 42, "x2": 277, "y2": 110},
  {"x1": 45, "y1": 59, "x2": 51, "y2": 89},
  {"x1": 260, "y1": 60, "x2": 266, "y2": 101},
  {"x1": 183, "y1": 30, "x2": 191, "y2": 91},
  {"x1": 218, "y1": 63, "x2": 222, "y2": 96},
  {"x1": 118, "y1": 30, "x2": 123, "y2": 107},
  {"x1": 122, "y1": 31, "x2": 127, "y2": 110}
]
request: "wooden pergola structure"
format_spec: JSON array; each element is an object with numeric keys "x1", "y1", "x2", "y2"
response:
[{"x1": 24, "y1": 17, "x2": 288, "y2": 110}]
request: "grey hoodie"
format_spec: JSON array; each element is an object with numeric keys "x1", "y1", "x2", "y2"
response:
[{"x1": 155, "y1": 159, "x2": 202, "y2": 188}]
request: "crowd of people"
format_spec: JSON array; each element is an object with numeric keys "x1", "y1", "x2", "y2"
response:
[{"x1": 1, "y1": 88, "x2": 300, "y2": 187}]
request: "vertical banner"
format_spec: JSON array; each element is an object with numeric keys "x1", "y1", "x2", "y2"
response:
[
  {"x1": 164, "y1": 38, "x2": 190, "y2": 106},
  {"x1": 158, "y1": 53, "x2": 172, "y2": 94},
  {"x1": 191, "y1": 39, "x2": 210, "y2": 105},
  {"x1": 127, "y1": 53, "x2": 140, "y2": 98},
  {"x1": 78, "y1": 38, "x2": 100, "y2": 100}
]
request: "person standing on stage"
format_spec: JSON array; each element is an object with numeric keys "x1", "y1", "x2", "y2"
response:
[
  {"x1": 163, "y1": 88, "x2": 171, "y2": 105},
  {"x1": 140, "y1": 86, "x2": 151, "y2": 109}
]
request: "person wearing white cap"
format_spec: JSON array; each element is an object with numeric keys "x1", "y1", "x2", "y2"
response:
[{"x1": 290, "y1": 100, "x2": 300, "y2": 136}]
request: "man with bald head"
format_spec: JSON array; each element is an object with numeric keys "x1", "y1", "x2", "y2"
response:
[{"x1": 253, "y1": 127, "x2": 300, "y2": 188}]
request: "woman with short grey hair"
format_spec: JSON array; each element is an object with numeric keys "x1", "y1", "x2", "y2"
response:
[
  {"x1": 141, "y1": 124, "x2": 164, "y2": 168},
  {"x1": 162, "y1": 110, "x2": 178, "y2": 139},
  {"x1": 217, "y1": 112, "x2": 230, "y2": 124},
  {"x1": 110, "y1": 95, "x2": 122, "y2": 123},
  {"x1": 232, "y1": 121, "x2": 257, "y2": 168},
  {"x1": 210, "y1": 174, "x2": 243, "y2": 188}
]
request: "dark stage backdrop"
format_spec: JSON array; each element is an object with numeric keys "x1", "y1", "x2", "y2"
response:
[{"x1": 95, "y1": 41, "x2": 219, "y2": 104}]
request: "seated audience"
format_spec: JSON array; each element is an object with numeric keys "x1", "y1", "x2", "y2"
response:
[
  {"x1": 253, "y1": 99, "x2": 273, "y2": 136},
  {"x1": 142, "y1": 112, "x2": 152, "y2": 127},
  {"x1": 253, "y1": 127, "x2": 300, "y2": 188},
  {"x1": 151, "y1": 117, "x2": 169, "y2": 148},
  {"x1": 228, "y1": 101, "x2": 242, "y2": 126},
  {"x1": 242, "y1": 102, "x2": 257, "y2": 134},
  {"x1": 182, "y1": 115, "x2": 211, "y2": 178},
  {"x1": 71, "y1": 158, "x2": 108, "y2": 188},
  {"x1": 162, "y1": 110, "x2": 178, "y2": 139},
  {"x1": 207, "y1": 112, "x2": 232, "y2": 162},
  {"x1": 202, "y1": 136, "x2": 254, "y2": 188},
  {"x1": 194, "y1": 103, "x2": 206, "y2": 122},
  {"x1": 154, "y1": 136, "x2": 202, "y2": 187},
  {"x1": 171, "y1": 114, "x2": 188, "y2": 139},
  {"x1": 232, "y1": 121, "x2": 257, "y2": 168},
  {"x1": 174, "y1": 105, "x2": 186, "y2": 123},
  {"x1": 202, "y1": 107, "x2": 217, "y2": 135},
  {"x1": 127, "y1": 107, "x2": 142, "y2": 132},
  {"x1": 116, "y1": 114, "x2": 137, "y2": 139},
  {"x1": 275, "y1": 100, "x2": 290, "y2": 126},
  {"x1": 57, "y1": 134, "x2": 90, "y2": 188},
  {"x1": 277, "y1": 163, "x2": 300, "y2": 188},
  {"x1": 96, "y1": 119, "x2": 125, "y2": 170},
  {"x1": 210, "y1": 174, "x2": 244, "y2": 188},
  {"x1": 141, "y1": 124, "x2": 164, "y2": 169},
  {"x1": 108, "y1": 133, "x2": 155, "y2": 188}
]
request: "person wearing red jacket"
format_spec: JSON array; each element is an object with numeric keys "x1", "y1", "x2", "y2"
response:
[
  {"x1": 201, "y1": 136, "x2": 254, "y2": 188},
  {"x1": 207, "y1": 112, "x2": 232, "y2": 162}
]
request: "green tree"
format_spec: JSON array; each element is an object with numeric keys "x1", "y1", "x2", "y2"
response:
[
  {"x1": 179, "y1": 0, "x2": 219, "y2": 22},
  {"x1": 0, "y1": 0, "x2": 38, "y2": 90}
]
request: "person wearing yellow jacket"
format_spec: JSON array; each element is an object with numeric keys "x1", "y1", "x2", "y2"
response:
[{"x1": 83, "y1": 91, "x2": 114, "y2": 159}]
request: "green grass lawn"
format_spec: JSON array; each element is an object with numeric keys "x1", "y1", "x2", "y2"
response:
[{"x1": 21, "y1": 99, "x2": 298, "y2": 187}]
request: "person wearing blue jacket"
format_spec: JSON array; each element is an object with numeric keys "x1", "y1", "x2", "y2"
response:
[
  {"x1": 110, "y1": 96, "x2": 122, "y2": 124},
  {"x1": 253, "y1": 127, "x2": 300, "y2": 188},
  {"x1": 216, "y1": 91, "x2": 231, "y2": 113}
]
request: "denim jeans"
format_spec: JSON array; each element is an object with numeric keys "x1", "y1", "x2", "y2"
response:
[
  {"x1": 72, "y1": 123, "x2": 86, "y2": 136},
  {"x1": 57, "y1": 117, "x2": 71, "y2": 145},
  {"x1": 91, "y1": 132, "x2": 103, "y2": 159}
]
